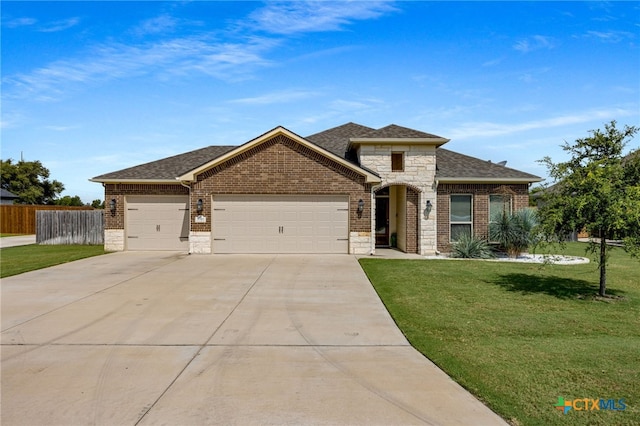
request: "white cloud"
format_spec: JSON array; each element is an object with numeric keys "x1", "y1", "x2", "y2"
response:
[
  {"x1": 230, "y1": 90, "x2": 320, "y2": 105},
  {"x1": 450, "y1": 108, "x2": 637, "y2": 140},
  {"x1": 135, "y1": 14, "x2": 177, "y2": 35},
  {"x1": 2, "y1": 35, "x2": 276, "y2": 101},
  {"x1": 3, "y1": 17, "x2": 37, "y2": 28},
  {"x1": 247, "y1": 1, "x2": 398, "y2": 35},
  {"x1": 39, "y1": 17, "x2": 81, "y2": 33},
  {"x1": 585, "y1": 30, "x2": 635, "y2": 43},
  {"x1": 2, "y1": 2, "x2": 398, "y2": 102},
  {"x1": 482, "y1": 57, "x2": 504, "y2": 67},
  {"x1": 0, "y1": 111, "x2": 25, "y2": 129},
  {"x1": 513, "y1": 35, "x2": 555, "y2": 53},
  {"x1": 45, "y1": 125, "x2": 80, "y2": 132}
]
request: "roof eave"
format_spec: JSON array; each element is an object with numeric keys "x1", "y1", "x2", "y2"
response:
[
  {"x1": 89, "y1": 178, "x2": 183, "y2": 184},
  {"x1": 350, "y1": 137, "x2": 450, "y2": 146},
  {"x1": 436, "y1": 177, "x2": 542, "y2": 184}
]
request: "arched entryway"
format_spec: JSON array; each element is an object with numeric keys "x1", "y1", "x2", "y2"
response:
[{"x1": 374, "y1": 184, "x2": 420, "y2": 253}]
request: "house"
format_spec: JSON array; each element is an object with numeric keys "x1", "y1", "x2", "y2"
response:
[
  {"x1": 91, "y1": 123, "x2": 541, "y2": 255},
  {"x1": 1, "y1": 189, "x2": 19, "y2": 205}
]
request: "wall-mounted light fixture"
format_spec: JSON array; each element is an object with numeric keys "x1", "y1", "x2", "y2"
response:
[
  {"x1": 425, "y1": 199, "x2": 433, "y2": 218},
  {"x1": 109, "y1": 198, "x2": 116, "y2": 215},
  {"x1": 357, "y1": 199, "x2": 365, "y2": 214},
  {"x1": 196, "y1": 198, "x2": 204, "y2": 214}
]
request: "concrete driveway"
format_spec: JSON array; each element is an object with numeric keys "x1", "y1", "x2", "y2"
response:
[{"x1": 1, "y1": 252, "x2": 507, "y2": 425}]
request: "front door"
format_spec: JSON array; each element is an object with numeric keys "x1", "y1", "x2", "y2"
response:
[{"x1": 375, "y1": 196, "x2": 389, "y2": 246}]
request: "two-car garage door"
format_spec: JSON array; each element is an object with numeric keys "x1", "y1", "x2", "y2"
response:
[{"x1": 213, "y1": 195, "x2": 349, "y2": 254}]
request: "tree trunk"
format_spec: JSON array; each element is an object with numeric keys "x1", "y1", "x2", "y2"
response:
[{"x1": 599, "y1": 235, "x2": 607, "y2": 296}]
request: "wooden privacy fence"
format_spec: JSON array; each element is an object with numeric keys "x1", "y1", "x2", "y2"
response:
[
  {"x1": 0, "y1": 205, "x2": 93, "y2": 234},
  {"x1": 36, "y1": 210, "x2": 104, "y2": 245}
]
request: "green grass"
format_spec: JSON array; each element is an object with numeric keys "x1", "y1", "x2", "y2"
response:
[
  {"x1": 0, "y1": 244, "x2": 108, "y2": 278},
  {"x1": 359, "y1": 243, "x2": 639, "y2": 426}
]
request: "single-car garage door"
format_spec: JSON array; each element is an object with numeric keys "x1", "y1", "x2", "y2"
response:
[
  {"x1": 213, "y1": 195, "x2": 349, "y2": 253},
  {"x1": 126, "y1": 196, "x2": 189, "y2": 251}
]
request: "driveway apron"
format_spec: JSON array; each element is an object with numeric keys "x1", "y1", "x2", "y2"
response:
[{"x1": 1, "y1": 252, "x2": 507, "y2": 425}]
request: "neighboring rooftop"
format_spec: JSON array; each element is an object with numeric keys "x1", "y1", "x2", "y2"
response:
[{"x1": 1, "y1": 189, "x2": 19, "y2": 199}]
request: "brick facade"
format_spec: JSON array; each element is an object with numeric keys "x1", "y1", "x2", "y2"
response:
[
  {"x1": 406, "y1": 187, "x2": 419, "y2": 253},
  {"x1": 191, "y1": 134, "x2": 371, "y2": 234},
  {"x1": 101, "y1": 135, "x2": 373, "y2": 254},
  {"x1": 436, "y1": 183, "x2": 530, "y2": 253},
  {"x1": 104, "y1": 184, "x2": 189, "y2": 229},
  {"x1": 98, "y1": 127, "x2": 537, "y2": 255}
]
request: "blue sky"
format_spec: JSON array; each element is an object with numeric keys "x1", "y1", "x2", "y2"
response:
[{"x1": 2, "y1": 1, "x2": 639, "y2": 203}]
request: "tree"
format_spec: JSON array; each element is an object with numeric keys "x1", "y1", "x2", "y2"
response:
[
  {"x1": 54, "y1": 195, "x2": 85, "y2": 206},
  {"x1": 0, "y1": 159, "x2": 65, "y2": 204},
  {"x1": 91, "y1": 199, "x2": 105, "y2": 209},
  {"x1": 538, "y1": 121, "x2": 640, "y2": 296}
]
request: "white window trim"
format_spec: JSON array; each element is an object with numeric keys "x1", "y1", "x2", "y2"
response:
[{"x1": 450, "y1": 194, "x2": 473, "y2": 242}]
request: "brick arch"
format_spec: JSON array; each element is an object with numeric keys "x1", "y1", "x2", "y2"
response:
[
  {"x1": 373, "y1": 182, "x2": 419, "y2": 254},
  {"x1": 373, "y1": 182, "x2": 422, "y2": 194}
]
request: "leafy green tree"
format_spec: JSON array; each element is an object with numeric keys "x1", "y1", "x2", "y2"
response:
[
  {"x1": 1, "y1": 159, "x2": 65, "y2": 204},
  {"x1": 54, "y1": 195, "x2": 85, "y2": 206},
  {"x1": 538, "y1": 121, "x2": 640, "y2": 296},
  {"x1": 91, "y1": 199, "x2": 104, "y2": 209}
]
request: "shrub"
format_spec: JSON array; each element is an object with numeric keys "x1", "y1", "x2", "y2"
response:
[
  {"x1": 489, "y1": 208, "x2": 539, "y2": 258},
  {"x1": 451, "y1": 232, "x2": 495, "y2": 259}
]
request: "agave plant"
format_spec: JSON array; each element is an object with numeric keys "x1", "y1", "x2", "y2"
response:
[
  {"x1": 489, "y1": 208, "x2": 538, "y2": 257},
  {"x1": 451, "y1": 232, "x2": 495, "y2": 259}
]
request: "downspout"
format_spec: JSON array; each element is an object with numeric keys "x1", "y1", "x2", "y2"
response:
[
  {"x1": 179, "y1": 179, "x2": 192, "y2": 254},
  {"x1": 434, "y1": 179, "x2": 440, "y2": 255}
]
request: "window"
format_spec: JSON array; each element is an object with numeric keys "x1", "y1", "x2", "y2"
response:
[
  {"x1": 450, "y1": 195, "x2": 472, "y2": 241},
  {"x1": 391, "y1": 152, "x2": 404, "y2": 171},
  {"x1": 489, "y1": 195, "x2": 512, "y2": 223}
]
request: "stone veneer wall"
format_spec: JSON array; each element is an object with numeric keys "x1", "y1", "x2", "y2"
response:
[
  {"x1": 358, "y1": 144, "x2": 437, "y2": 255},
  {"x1": 436, "y1": 183, "x2": 530, "y2": 253}
]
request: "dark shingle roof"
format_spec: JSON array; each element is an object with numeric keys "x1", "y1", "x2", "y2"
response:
[
  {"x1": 92, "y1": 123, "x2": 540, "y2": 182},
  {"x1": 92, "y1": 145, "x2": 236, "y2": 181},
  {"x1": 305, "y1": 122, "x2": 374, "y2": 157},
  {"x1": 356, "y1": 124, "x2": 444, "y2": 139},
  {"x1": 436, "y1": 148, "x2": 540, "y2": 180}
]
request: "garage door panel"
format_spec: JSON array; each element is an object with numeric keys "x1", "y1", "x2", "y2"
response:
[
  {"x1": 126, "y1": 196, "x2": 189, "y2": 251},
  {"x1": 213, "y1": 195, "x2": 349, "y2": 254}
]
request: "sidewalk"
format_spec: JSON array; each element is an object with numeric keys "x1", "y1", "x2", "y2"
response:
[{"x1": 0, "y1": 235, "x2": 36, "y2": 248}]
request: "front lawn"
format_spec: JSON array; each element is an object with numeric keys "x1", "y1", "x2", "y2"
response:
[
  {"x1": 0, "y1": 244, "x2": 108, "y2": 278},
  {"x1": 359, "y1": 243, "x2": 639, "y2": 425}
]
